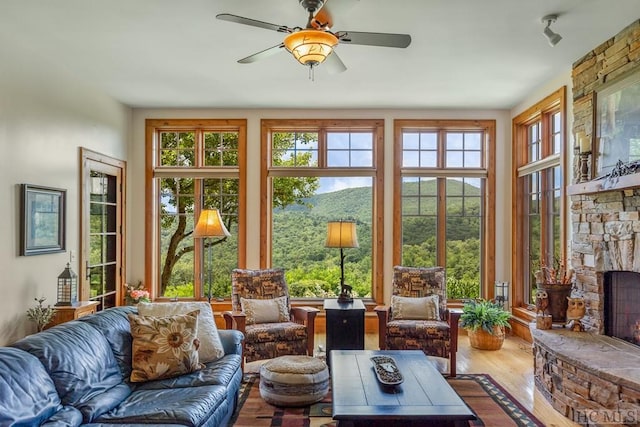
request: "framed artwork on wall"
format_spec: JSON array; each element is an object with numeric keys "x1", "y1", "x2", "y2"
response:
[
  {"x1": 20, "y1": 184, "x2": 66, "y2": 256},
  {"x1": 594, "y1": 68, "x2": 640, "y2": 177}
]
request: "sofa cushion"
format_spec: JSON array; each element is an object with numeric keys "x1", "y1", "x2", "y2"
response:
[
  {"x1": 138, "y1": 301, "x2": 225, "y2": 363},
  {"x1": 128, "y1": 310, "x2": 203, "y2": 382},
  {"x1": 133, "y1": 353, "x2": 242, "y2": 390},
  {"x1": 78, "y1": 305, "x2": 137, "y2": 378},
  {"x1": 11, "y1": 321, "x2": 131, "y2": 422},
  {"x1": 41, "y1": 406, "x2": 83, "y2": 426},
  {"x1": 96, "y1": 385, "x2": 227, "y2": 426},
  {"x1": 0, "y1": 347, "x2": 72, "y2": 426}
]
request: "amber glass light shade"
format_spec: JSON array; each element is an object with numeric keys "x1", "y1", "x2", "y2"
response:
[{"x1": 284, "y1": 30, "x2": 338, "y2": 66}]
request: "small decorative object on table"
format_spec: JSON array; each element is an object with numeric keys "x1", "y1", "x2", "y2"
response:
[
  {"x1": 370, "y1": 355, "x2": 403, "y2": 386},
  {"x1": 338, "y1": 283, "x2": 353, "y2": 303},
  {"x1": 534, "y1": 289, "x2": 552, "y2": 329},
  {"x1": 566, "y1": 297, "x2": 586, "y2": 331},
  {"x1": 125, "y1": 281, "x2": 150, "y2": 305},
  {"x1": 26, "y1": 297, "x2": 56, "y2": 332}
]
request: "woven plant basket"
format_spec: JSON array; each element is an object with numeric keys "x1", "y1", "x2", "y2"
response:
[{"x1": 468, "y1": 326, "x2": 505, "y2": 350}]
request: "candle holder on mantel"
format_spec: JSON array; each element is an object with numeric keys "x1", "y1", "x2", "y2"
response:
[{"x1": 580, "y1": 151, "x2": 591, "y2": 183}]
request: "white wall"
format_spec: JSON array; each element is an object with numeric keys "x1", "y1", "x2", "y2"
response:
[
  {"x1": 131, "y1": 108, "x2": 512, "y2": 303},
  {"x1": 0, "y1": 43, "x2": 131, "y2": 345}
]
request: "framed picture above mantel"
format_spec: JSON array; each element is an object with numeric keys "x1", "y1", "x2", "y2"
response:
[
  {"x1": 594, "y1": 68, "x2": 640, "y2": 177},
  {"x1": 20, "y1": 184, "x2": 66, "y2": 256}
]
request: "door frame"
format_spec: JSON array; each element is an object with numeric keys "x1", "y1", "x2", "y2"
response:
[{"x1": 79, "y1": 147, "x2": 127, "y2": 306}]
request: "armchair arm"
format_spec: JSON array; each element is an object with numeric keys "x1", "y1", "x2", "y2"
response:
[
  {"x1": 447, "y1": 308, "x2": 462, "y2": 377},
  {"x1": 222, "y1": 310, "x2": 246, "y2": 334},
  {"x1": 291, "y1": 306, "x2": 320, "y2": 357},
  {"x1": 290, "y1": 306, "x2": 319, "y2": 324},
  {"x1": 447, "y1": 308, "x2": 462, "y2": 352},
  {"x1": 374, "y1": 305, "x2": 390, "y2": 350}
]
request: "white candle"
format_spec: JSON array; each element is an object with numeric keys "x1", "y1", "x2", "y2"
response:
[{"x1": 579, "y1": 136, "x2": 591, "y2": 153}]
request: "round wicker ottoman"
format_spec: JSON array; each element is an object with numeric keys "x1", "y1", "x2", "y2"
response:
[{"x1": 259, "y1": 355, "x2": 329, "y2": 406}]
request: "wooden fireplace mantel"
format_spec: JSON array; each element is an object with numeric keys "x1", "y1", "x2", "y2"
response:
[{"x1": 567, "y1": 172, "x2": 640, "y2": 196}]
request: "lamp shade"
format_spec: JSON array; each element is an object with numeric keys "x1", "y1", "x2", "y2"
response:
[
  {"x1": 325, "y1": 220, "x2": 359, "y2": 248},
  {"x1": 284, "y1": 29, "x2": 338, "y2": 67},
  {"x1": 193, "y1": 209, "x2": 231, "y2": 238}
]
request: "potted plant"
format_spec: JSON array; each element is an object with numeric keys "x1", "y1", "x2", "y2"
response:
[
  {"x1": 26, "y1": 297, "x2": 56, "y2": 332},
  {"x1": 460, "y1": 299, "x2": 512, "y2": 350}
]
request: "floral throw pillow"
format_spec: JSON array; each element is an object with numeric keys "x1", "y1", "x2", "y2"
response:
[
  {"x1": 128, "y1": 310, "x2": 203, "y2": 382},
  {"x1": 137, "y1": 302, "x2": 225, "y2": 363}
]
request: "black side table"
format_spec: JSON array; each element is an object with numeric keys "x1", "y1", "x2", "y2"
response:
[{"x1": 324, "y1": 299, "x2": 365, "y2": 362}]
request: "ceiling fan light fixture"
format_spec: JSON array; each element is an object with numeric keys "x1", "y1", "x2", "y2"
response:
[{"x1": 284, "y1": 29, "x2": 338, "y2": 67}]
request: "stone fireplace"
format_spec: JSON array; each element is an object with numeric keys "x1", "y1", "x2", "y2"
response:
[
  {"x1": 604, "y1": 271, "x2": 640, "y2": 346},
  {"x1": 530, "y1": 183, "x2": 640, "y2": 425},
  {"x1": 570, "y1": 187, "x2": 640, "y2": 335},
  {"x1": 530, "y1": 19, "x2": 640, "y2": 426}
]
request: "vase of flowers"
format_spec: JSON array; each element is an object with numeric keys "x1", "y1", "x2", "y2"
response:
[
  {"x1": 124, "y1": 281, "x2": 150, "y2": 305},
  {"x1": 26, "y1": 297, "x2": 56, "y2": 332}
]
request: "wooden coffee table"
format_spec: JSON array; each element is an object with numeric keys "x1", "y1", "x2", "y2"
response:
[{"x1": 330, "y1": 350, "x2": 475, "y2": 427}]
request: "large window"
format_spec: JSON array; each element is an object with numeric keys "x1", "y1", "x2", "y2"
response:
[
  {"x1": 394, "y1": 120, "x2": 495, "y2": 300},
  {"x1": 146, "y1": 119, "x2": 246, "y2": 300},
  {"x1": 513, "y1": 87, "x2": 566, "y2": 311},
  {"x1": 261, "y1": 119, "x2": 384, "y2": 301}
]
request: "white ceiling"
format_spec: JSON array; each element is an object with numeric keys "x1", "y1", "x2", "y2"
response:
[{"x1": 1, "y1": 0, "x2": 638, "y2": 110}]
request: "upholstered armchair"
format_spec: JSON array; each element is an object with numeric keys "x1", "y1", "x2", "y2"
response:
[
  {"x1": 223, "y1": 268, "x2": 319, "y2": 368},
  {"x1": 374, "y1": 266, "x2": 460, "y2": 377}
]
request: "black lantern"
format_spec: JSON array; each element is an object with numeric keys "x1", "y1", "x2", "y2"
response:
[{"x1": 56, "y1": 263, "x2": 77, "y2": 306}]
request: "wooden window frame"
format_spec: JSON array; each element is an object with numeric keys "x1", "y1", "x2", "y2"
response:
[
  {"x1": 145, "y1": 119, "x2": 247, "y2": 301},
  {"x1": 260, "y1": 119, "x2": 385, "y2": 303},
  {"x1": 512, "y1": 87, "x2": 567, "y2": 321},
  {"x1": 393, "y1": 119, "x2": 496, "y2": 301}
]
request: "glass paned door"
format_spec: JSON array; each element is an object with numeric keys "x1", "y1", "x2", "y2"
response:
[{"x1": 80, "y1": 149, "x2": 125, "y2": 311}]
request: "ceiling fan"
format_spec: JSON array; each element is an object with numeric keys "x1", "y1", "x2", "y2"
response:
[{"x1": 216, "y1": 0, "x2": 411, "y2": 76}]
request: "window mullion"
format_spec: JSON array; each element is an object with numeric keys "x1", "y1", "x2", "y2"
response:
[
  {"x1": 438, "y1": 130, "x2": 446, "y2": 168},
  {"x1": 436, "y1": 177, "x2": 447, "y2": 267},
  {"x1": 318, "y1": 128, "x2": 327, "y2": 168},
  {"x1": 195, "y1": 129, "x2": 204, "y2": 168}
]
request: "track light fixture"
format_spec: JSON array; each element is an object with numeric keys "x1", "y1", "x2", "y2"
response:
[{"x1": 542, "y1": 14, "x2": 562, "y2": 47}]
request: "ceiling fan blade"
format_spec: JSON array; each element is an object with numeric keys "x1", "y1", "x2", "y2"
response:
[
  {"x1": 237, "y1": 43, "x2": 286, "y2": 64},
  {"x1": 313, "y1": 0, "x2": 360, "y2": 29},
  {"x1": 337, "y1": 31, "x2": 411, "y2": 48},
  {"x1": 216, "y1": 13, "x2": 292, "y2": 33},
  {"x1": 324, "y1": 51, "x2": 347, "y2": 74}
]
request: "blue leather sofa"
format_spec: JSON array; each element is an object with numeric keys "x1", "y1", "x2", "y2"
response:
[{"x1": 0, "y1": 306, "x2": 244, "y2": 427}]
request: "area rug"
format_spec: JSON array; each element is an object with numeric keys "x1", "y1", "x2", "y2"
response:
[{"x1": 229, "y1": 373, "x2": 544, "y2": 427}]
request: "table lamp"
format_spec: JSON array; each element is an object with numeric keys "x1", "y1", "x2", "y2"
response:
[{"x1": 325, "y1": 220, "x2": 359, "y2": 303}]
